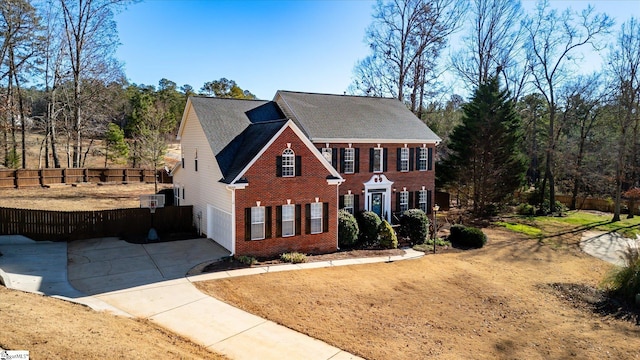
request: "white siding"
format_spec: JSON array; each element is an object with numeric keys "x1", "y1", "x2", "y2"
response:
[{"x1": 174, "y1": 105, "x2": 233, "y2": 241}]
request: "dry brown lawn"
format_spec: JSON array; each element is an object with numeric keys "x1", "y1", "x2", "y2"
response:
[
  {"x1": 0, "y1": 183, "x2": 170, "y2": 211},
  {"x1": 196, "y1": 228, "x2": 640, "y2": 360},
  {"x1": 0, "y1": 287, "x2": 227, "y2": 359}
]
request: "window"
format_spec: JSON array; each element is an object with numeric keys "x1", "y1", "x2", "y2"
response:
[
  {"x1": 400, "y1": 148, "x2": 409, "y2": 172},
  {"x1": 310, "y1": 202, "x2": 323, "y2": 234},
  {"x1": 251, "y1": 206, "x2": 265, "y2": 240},
  {"x1": 343, "y1": 194, "x2": 354, "y2": 214},
  {"x1": 344, "y1": 148, "x2": 355, "y2": 174},
  {"x1": 174, "y1": 186, "x2": 181, "y2": 206},
  {"x1": 372, "y1": 148, "x2": 384, "y2": 172},
  {"x1": 282, "y1": 148, "x2": 295, "y2": 177},
  {"x1": 194, "y1": 151, "x2": 198, "y2": 172},
  {"x1": 418, "y1": 147, "x2": 428, "y2": 171},
  {"x1": 322, "y1": 148, "x2": 332, "y2": 165},
  {"x1": 281, "y1": 204, "x2": 295, "y2": 237},
  {"x1": 399, "y1": 191, "x2": 409, "y2": 212},
  {"x1": 419, "y1": 190, "x2": 428, "y2": 213}
]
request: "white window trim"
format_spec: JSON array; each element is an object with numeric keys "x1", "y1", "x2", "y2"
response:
[
  {"x1": 400, "y1": 147, "x2": 409, "y2": 172},
  {"x1": 419, "y1": 147, "x2": 428, "y2": 171},
  {"x1": 251, "y1": 206, "x2": 266, "y2": 240},
  {"x1": 310, "y1": 202, "x2": 323, "y2": 234},
  {"x1": 400, "y1": 191, "x2": 409, "y2": 212},
  {"x1": 419, "y1": 190, "x2": 428, "y2": 213},
  {"x1": 282, "y1": 204, "x2": 295, "y2": 237},
  {"x1": 344, "y1": 148, "x2": 355, "y2": 174},
  {"x1": 373, "y1": 147, "x2": 384, "y2": 173},
  {"x1": 343, "y1": 194, "x2": 354, "y2": 214},
  {"x1": 322, "y1": 148, "x2": 332, "y2": 166},
  {"x1": 282, "y1": 148, "x2": 295, "y2": 177}
]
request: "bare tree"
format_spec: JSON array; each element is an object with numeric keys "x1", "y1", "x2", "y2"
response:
[
  {"x1": 0, "y1": 0, "x2": 42, "y2": 168},
  {"x1": 351, "y1": 0, "x2": 466, "y2": 112},
  {"x1": 524, "y1": 0, "x2": 613, "y2": 213},
  {"x1": 59, "y1": 0, "x2": 126, "y2": 167},
  {"x1": 452, "y1": 0, "x2": 529, "y2": 100},
  {"x1": 556, "y1": 74, "x2": 606, "y2": 210},
  {"x1": 608, "y1": 17, "x2": 640, "y2": 221}
]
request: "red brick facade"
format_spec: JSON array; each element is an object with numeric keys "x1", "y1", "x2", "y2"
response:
[
  {"x1": 314, "y1": 142, "x2": 436, "y2": 220},
  {"x1": 235, "y1": 127, "x2": 338, "y2": 257}
]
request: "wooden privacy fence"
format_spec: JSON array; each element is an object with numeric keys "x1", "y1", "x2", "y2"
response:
[
  {"x1": 0, "y1": 206, "x2": 193, "y2": 241},
  {"x1": 0, "y1": 168, "x2": 172, "y2": 188},
  {"x1": 556, "y1": 195, "x2": 639, "y2": 213}
]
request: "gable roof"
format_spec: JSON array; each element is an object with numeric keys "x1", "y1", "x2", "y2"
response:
[
  {"x1": 274, "y1": 90, "x2": 441, "y2": 143},
  {"x1": 179, "y1": 96, "x2": 341, "y2": 184}
]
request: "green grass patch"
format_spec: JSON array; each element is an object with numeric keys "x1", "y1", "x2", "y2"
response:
[
  {"x1": 494, "y1": 221, "x2": 543, "y2": 237},
  {"x1": 534, "y1": 211, "x2": 640, "y2": 238}
]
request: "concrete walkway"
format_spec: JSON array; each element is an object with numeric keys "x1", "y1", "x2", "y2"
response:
[
  {"x1": 580, "y1": 230, "x2": 640, "y2": 266},
  {"x1": 1, "y1": 235, "x2": 423, "y2": 360}
]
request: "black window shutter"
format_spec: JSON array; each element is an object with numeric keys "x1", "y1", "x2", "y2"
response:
[
  {"x1": 427, "y1": 190, "x2": 433, "y2": 214},
  {"x1": 354, "y1": 148, "x2": 360, "y2": 173},
  {"x1": 409, "y1": 148, "x2": 414, "y2": 171},
  {"x1": 383, "y1": 148, "x2": 388, "y2": 172},
  {"x1": 354, "y1": 194, "x2": 360, "y2": 213},
  {"x1": 396, "y1": 192, "x2": 401, "y2": 212},
  {"x1": 396, "y1": 148, "x2": 401, "y2": 171},
  {"x1": 265, "y1": 206, "x2": 272, "y2": 238},
  {"x1": 244, "y1": 208, "x2": 251, "y2": 240},
  {"x1": 276, "y1": 206, "x2": 282, "y2": 237},
  {"x1": 305, "y1": 204, "x2": 311, "y2": 234},
  {"x1": 195, "y1": 158, "x2": 198, "y2": 172},
  {"x1": 409, "y1": 192, "x2": 415, "y2": 209},
  {"x1": 416, "y1": 147, "x2": 421, "y2": 169},
  {"x1": 369, "y1": 148, "x2": 374, "y2": 172},
  {"x1": 340, "y1": 148, "x2": 345, "y2": 173},
  {"x1": 295, "y1": 204, "x2": 302, "y2": 235},
  {"x1": 276, "y1": 156, "x2": 282, "y2": 177},
  {"x1": 339, "y1": 195, "x2": 345, "y2": 208},
  {"x1": 295, "y1": 155, "x2": 302, "y2": 176},
  {"x1": 323, "y1": 202, "x2": 329, "y2": 233},
  {"x1": 428, "y1": 148, "x2": 433, "y2": 170},
  {"x1": 332, "y1": 148, "x2": 338, "y2": 167}
]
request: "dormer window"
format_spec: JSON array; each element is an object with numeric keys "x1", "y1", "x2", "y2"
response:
[{"x1": 282, "y1": 148, "x2": 295, "y2": 177}]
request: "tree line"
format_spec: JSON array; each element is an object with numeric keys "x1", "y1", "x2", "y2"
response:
[
  {"x1": 350, "y1": 0, "x2": 639, "y2": 220},
  {"x1": 0, "y1": 0, "x2": 255, "y2": 172}
]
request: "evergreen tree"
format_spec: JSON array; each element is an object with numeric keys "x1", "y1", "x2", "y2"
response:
[{"x1": 439, "y1": 76, "x2": 526, "y2": 215}]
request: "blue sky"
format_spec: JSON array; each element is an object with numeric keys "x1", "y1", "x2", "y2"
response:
[{"x1": 115, "y1": 0, "x2": 640, "y2": 100}]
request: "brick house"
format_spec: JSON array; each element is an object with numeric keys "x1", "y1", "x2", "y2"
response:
[{"x1": 172, "y1": 91, "x2": 440, "y2": 257}]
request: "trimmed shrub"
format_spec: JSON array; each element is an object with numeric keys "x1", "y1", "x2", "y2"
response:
[
  {"x1": 280, "y1": 252, "x2": 307, "y2": 264},
  {"x1": 399, "y1": 209, "x2": 429, "y2": 244},
  {"x1": 356, "y1": 211, "x2": 382, "y2": 245},
  {"x1": 338, "y1": 209, "x2": 359, "y2": 248},
  {"x1": 377, "y1": 220, "x2": 398, "y2": 249},
  {"x1": 449, "y1": 224, "x2": 487, "y2": 248}
]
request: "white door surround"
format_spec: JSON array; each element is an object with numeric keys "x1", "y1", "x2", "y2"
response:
[{"x1": 363, "y1": 174, "x2": 393, "y2": 222}]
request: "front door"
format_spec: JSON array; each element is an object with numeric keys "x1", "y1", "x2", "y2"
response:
[{"x1": 371, "y1": 192, "x2": 383, "y2": 219}]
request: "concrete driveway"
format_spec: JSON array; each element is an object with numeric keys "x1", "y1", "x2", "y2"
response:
[
  {"x1": 67, "y1": 237, "x2": 229, "y2": 295},
  {"x1": 581, "y1": 230, "x2": 640, "y2": 266}
]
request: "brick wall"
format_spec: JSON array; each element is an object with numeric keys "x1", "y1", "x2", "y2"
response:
[
  {"x1": 235, "y1": 127, "x2": 338, "y2": 257},
  {"x1": 314, "y1": 142, "x2": 436, "y2": 215}
]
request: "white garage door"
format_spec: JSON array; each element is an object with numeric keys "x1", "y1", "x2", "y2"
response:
[{"x1": 207, "y1": 205, "x2": 234, "y2": 253}]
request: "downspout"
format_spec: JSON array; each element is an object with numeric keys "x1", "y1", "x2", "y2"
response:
[{"x1": 230, "y1": 187, "x2": 236, "y2": 256}]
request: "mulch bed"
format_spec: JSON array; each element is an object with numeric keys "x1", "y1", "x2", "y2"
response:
[
  {"x1": 545, "y1": 282, "x2": 640, "y2": 326},
  {"x1": 195, "y1": 248, "x2": 407, "y2": 274}
]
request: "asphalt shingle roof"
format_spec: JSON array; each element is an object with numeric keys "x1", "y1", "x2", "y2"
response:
[
  {"x1": 188, "y1": 96, "x2": 287, "y2": 183},
  {"x1": 275, "y1": 91, "x2": 441, "y2": 142}
]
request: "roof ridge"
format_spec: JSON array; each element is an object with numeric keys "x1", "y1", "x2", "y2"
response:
[
  {"x1": 248, "y1": 118, "x2": 288, "y2": 125},
  {"x1": 189, "y1": 95, "x2": 267, "y2": 102},
  {"x1": 277, "y1": 90, "x2": 396, "y2": 100}
]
